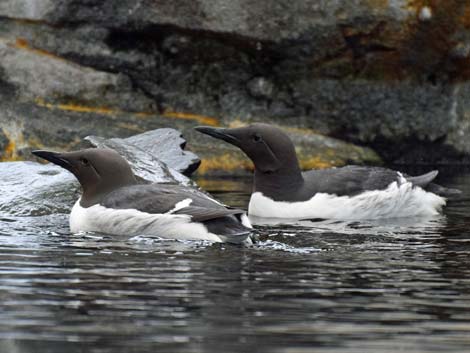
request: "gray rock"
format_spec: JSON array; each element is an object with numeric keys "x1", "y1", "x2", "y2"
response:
[
  {"x1": 0, "y1": 0, "x2": 55, "y2": 20},
  {"x1": 0, "y1": 38, "x2": 154, "y2": 111},
  {"x1": 0, "y1": 129, "x2": 8, "y2": 155},
  {"x1": 0, "y1": 0, "x2": 470, "y2": 165},
  {"x1": 0, "y1": 161, "x2": 78, "y2": 216},
  {"x1": 0, "y1": 127, "x2": 202, "y2": 216},
  {"x1": 125, "y1": 129, "x2": 201, "y2": 175},
  {"x1": 0, "y1": 98, "x2": 206, "y2": 162},
  {"x1": 84, "y1": 135, "x2": 194, "y2": 186},
  {"x1": 291, "y1": 79, "x2": 458, "y2": 142},
  {"x1": 246, "y1": 77, "x2": 275, "y2": 100}
]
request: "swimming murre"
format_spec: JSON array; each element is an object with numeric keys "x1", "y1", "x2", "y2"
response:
[
  {"x1": 32, "y1": 148, "x2": 253, "y2": 243},
  {"x1": 195, "y1": 123, "x2": 461, "y2": 220}
]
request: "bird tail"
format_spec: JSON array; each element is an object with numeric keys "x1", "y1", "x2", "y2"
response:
[
  {"x1": 407, "y1": 170, "x2": 438, "y2": 188},
  {"x1": 407, "y1": 170, "x2": 462, "y2": 199}
]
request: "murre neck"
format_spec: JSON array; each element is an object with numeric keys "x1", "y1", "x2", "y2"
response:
[
  {"x1": 253, "y1": 158, "x2": 304, "y2": 198},
  {"x1": 80, "y1": 176, "x2": 137, "y2": 208}
]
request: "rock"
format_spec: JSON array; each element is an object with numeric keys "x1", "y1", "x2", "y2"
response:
[
  {"x1": 0, "y1": 161, "x2": 78, "y2": 216},
  {"x1": 0, "y1": 129, "x2": 9, "y2": 160},
  {"x1": 0, "y1": 128, "x2": 201, "y2": 216},
  {"x1": 84, "y1": 132, "x2": 196, "y2": 186},
  {"x1": 418, "y1": 6, "x2": 433, "y2": 22},
  {"x1": 84, "y1": 135, "x2": 185, "y2": 185},
  {"x1": 0, "y1": 38, "x2": 154, "y2": 112},
  {"x1": 246, "y1": 77, "x2": 275, "y2": 100},
  {"x1": 0, "y1": 1, "x2": 55, "y2": 20},
  {"x1": 287, "y1": 127, "x2": 382, "y2": 169},
  {"x1": 0, "y1": 99, "x2": 218, "y2": 161},
  {"x1": 290, "y1": 79, "x2": 461, "y2": 147},
  {"x1": 124, "y1": 129, "x2": 201, "y2": 175},
  {"x1": 0, "y1": 1, "x2": 470, "y2": 166}
]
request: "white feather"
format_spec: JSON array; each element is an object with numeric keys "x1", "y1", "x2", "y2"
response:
[
  {"x1": 240, "y1": 213, "x2": 253, "y2": 228},
  {"x1": 248, "y1": 178, "x2": 446, "y2": 220},
  {"x1": 70, "y1": 199, "x2": 222, "y2": 242},
  {"x1": 166, "y1": 198, "x2": 193, "y2": 214}
]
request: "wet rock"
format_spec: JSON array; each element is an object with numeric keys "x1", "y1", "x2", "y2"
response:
[
  {"x1": 0, "y1": 162, "x2": 78, "y2": 216},
  {"x1": 124, "y1": 129, "x2": 201, "y2": 175},
  {"x1": 84, "y1": 134, "x2": 194, "y2": 186},
  {"x1": 0, "y1": 128, "x2": 200, "y2": 216},
  {"x1": 84, "y1": 135, "x2": 183, "y2": 185}
]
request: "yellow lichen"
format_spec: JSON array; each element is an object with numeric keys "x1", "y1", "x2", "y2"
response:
[
  {"x1": 197, "y1": 153, "x2": 253, "y2": 174},
  {"x1": 34, "y1": 98, "x2": 220, "y2": 126},
  {"x1": 162, "y1": 111, "x2": 219, "y2": 126},
  {"x1": 0, "y1": 125, "x2": 28, "y2": 162},
  {"x1": 1, "y1": 139, "x2": 17, "y2": 161},
  {"x1": 116, "y1": 123, "x2": 145, "y2": 132},
  {"x1": 35, "y1": 98, "x2": 117, "y2": 115},
  {"x1": 364, "y1": 0, "x2": 389, "y2": 10},
  {"x1": 299, "y1": 156, "x2": 337, "y2": 170},
  {"x1": 13, "y1": 38, "x2": 66, "y2": 62},
  {"x1": 196, "y1": 153, "x2": 338, "y2": 174}
]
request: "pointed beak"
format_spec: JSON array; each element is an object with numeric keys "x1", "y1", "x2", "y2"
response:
[
  {"x1": 194, "y1": 126, "x2": 240, "y2": 146},
  {"x1": 32, "y1": 150, "x2": 74, "y2": 172}
]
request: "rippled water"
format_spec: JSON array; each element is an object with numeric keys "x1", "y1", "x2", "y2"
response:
[{"x1": 1, "y1": 169, "x2": 470, "y2": 353}]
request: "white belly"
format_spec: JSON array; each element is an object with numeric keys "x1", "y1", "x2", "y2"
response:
[
  {"x1": 70, "y1": 199, "x2": 222, "y2": 242},
  {"x1": 248, "y1": 180, "x2": 446, "y2": 220}
]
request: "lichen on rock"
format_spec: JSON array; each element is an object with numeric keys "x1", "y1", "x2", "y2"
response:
[{"x1": 0, "y1": 0, "x2": 469, "y2": 167}]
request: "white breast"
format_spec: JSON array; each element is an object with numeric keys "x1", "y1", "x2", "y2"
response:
[
  {"x1": 248, "y1": 178, "x2": 446, "y2": 220},
  {"x1": 70, "y1": 199, "x2": 222, "y2": 242}
]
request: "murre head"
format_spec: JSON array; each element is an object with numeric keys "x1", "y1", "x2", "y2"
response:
[
  {"x1": 32, "y1": 148, "x2": 137, "y2": 207},
  {"x1": 195, "y1": 123, "x2": 301, "y2": 175}
]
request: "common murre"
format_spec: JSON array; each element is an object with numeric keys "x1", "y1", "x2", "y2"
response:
[
  {"x1": 32, "y1": 148, "x2": 253, "y2": 243},
  {"x1": 195, "y1": 123, "x2": 461, "y2": 220}
]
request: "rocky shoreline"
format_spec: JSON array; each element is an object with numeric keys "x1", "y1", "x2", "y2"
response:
[{"x1": 1, "y1": 1, "x2": 470, "y2": 173}]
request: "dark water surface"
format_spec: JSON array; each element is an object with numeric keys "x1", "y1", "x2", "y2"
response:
[{"x1": 1, "y1": 170, "x2": 470, "y2": 353}]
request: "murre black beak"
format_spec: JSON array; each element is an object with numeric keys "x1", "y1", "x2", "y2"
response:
[
  {"x1": 194, "y1": 126, "x2": 240, "y2": 146},
  {"x1": 32, "y1": 150, "x2": 74, "y2": 172}
]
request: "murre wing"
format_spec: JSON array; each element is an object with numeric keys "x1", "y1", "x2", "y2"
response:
[
  {"x1": 101, "y1": 184, "x2": 251, "y2": 242},
  {"x1": 302, "y1": 166, "x2": 454, "y2": 197}
]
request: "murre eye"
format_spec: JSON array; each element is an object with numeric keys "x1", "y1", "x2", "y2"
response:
[
  {"x1": 253, "y1": 133, "x2": 262, "y2": 142},
  {"x1": 80, "y1": 158, "x2": 90, "y2": 166}
]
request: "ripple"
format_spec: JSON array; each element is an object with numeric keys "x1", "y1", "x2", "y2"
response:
[
  {"x1": 0, "y1": 175, "x2": 470, "y2": 353},
  {"x1": 255, "y1": 240, "x2": 321, "y2": 254}
]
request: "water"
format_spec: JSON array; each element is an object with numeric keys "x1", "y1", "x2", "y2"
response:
[{"x1": 1, "y1": 170, "x2": 470, "y2": 353}]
